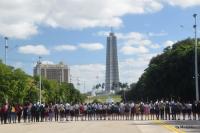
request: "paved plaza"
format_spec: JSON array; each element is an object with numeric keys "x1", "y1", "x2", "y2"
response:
[{"x1": 1, "y1": 120, "x2": 200, "y2": 133}]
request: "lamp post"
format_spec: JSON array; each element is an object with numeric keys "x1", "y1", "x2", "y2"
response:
[
  {"x1": 193, "y1": 14, "x2": 199, "y2": 101},
  {"x1": 38, "y1": 56, "x2": 42, "y2": 104},
  {"x1": 77, "y1": 77, "x2": 80, "y2": 90},
  {"x1": 83, "y1": 81, "x2": 86, "y2": 93},
  {"x1": 4, "y1": 37, "x2": 8, "y2": 65},
  {"x1": 59, "y1": 65, "x2": 62, "y2": 103}
]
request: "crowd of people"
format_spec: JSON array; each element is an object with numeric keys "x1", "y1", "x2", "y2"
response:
[{"x1": 1, "y1": 100, "x2": 200, "y2": 124}]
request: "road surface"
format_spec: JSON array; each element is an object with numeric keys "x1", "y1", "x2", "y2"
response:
[{"x1": 0, "y1": 120, "x2": 192, "y2": 133}]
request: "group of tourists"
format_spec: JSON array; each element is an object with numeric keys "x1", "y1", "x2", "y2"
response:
[{"x1": 1, "y1": 100, "x2": 200, "y2": 124}]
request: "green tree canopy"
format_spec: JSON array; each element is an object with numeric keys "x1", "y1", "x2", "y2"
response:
[
  {"x1": 0, "y1": 61, "x2": 85, "y2": 105},
  {"x1": 126, "y1": 38, "x2": 200, "y2": 102}
]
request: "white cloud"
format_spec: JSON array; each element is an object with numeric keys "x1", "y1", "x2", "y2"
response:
[
  {"x1": 114, "y1": 32, "x2": 160, "y2": 55},
  {"x1": 54, "y1": 45, "x2": 77, "y2": 51},
  {"x1": 0, "y1": 22, "x2": 38, "y2": 39},
  {"x1": 147, "y1": 31, "x2": 168, "y2": 37},
  {"x1": 0, "y1": 0, "x2": 49, "y2": 39},
  {"x1": 0, "y1": 0, "x2": 163, "y2": 39},
  {"x1": 120, "y1": 46, "x2": 149, "y2": 55},
  {"x1": 79, "y1": 43, "x2": 104, "y2": 51},
  {"x1": 164, "y1": 0, "x2": 200, "y2": 8},
  {"x1": 117, "y1": 32, "x2": 144, "y2": 41},
  {"x1": 18, "y1": 45, "x2": 50, "y2": 55},
  {"x1": 163, "y1": 40, "x2": 175, "y2": 47},
  {"x1": 96, "y1": 31, "x2": 161, "y2": 54},
  {"x1": 1, "y1": 0, "x2": 200, "y2": 39},
  {"x1": 117, "y1": 32, "x2": 154, "y2": 46}
]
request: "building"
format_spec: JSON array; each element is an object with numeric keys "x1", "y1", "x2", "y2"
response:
[
  {"x1": 105, "y1": 31, "x2": 120, "y2": 94},
  {"x1": 33, "y1": 62, "x2": 69, "y2": 83}
]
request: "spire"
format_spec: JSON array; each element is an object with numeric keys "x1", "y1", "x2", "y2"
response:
[
  {"x1": 110, "y1": 26, "x2": 114, "y2": 36},
  {"x1": 110, "y1": 26, "x2": 113, "y2": 33}
]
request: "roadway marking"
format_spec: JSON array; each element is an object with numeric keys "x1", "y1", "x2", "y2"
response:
[{"x1": 154, "y1": 120, "x2": 186, "y2": 133}]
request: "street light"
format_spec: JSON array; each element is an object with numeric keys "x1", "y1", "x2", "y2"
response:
[
  {"x1": 193, "y1": 14, "x2": 199, "y2": 101},
  {"x1": 4, "y1": 37, "x2": 8, "y2": 65},
  {"x1": 38, "y1": 56, "x2": 42, "y2": 104}
]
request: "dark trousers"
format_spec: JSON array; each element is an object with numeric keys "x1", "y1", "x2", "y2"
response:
[
  {"x1": 0, "y1": 114, "x2": 3, "y2": 124},
  {"x1": 55, "y1": 112, "x2": 59, "y2": 121},
  {"x1": 3, "y1": 112, "x2": 8, "y2": 124},
  {"x1": 165, "y1": 111, "x2": 170, "y2": 120},
  {"x1": 17, "y1": 112, "x2": 22, "y2": 123},
  {"x1": 160, "y1": 109, "x2": 164, "y2": 120},
  {"x1": 36, "y1": 114, "x2": 40, "y2": 122}
]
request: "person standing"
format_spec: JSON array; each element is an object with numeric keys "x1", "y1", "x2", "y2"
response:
[
  {"x1": 155, "y1": 101, "x2": 159, "y2": 120},
  {"x1": 35, "y1": 103, "x2": 40, "y2": 122},
  {"x1": 87, "y1": 103, "x2": 92, "y2": 121},
  {"x1": 70, "y1": 104, "x2": 75, "y2": 121},
  {"x1": 74, "y1": 103, "x2": 80, "y2": 121},
  {"x1": 135, "y1": 103, "x2": 140, "y2": 120},
  {"x1": 171, "y1": 101, "x2": 176, "y2": 120},
  {"x1": 16, "y1": 104, "x2": 22, "y2": 123},
  {"x1": 176, "y1": 101, "x2": 182, "y2": 120},
  {"x1": 159, "y1": 100, "x2": 165, "y2": 120},
  {"x1": 165, "y1": 101, "x2": 170, "y2": 120},
  {"x1": 40, "y1": 104, "x2": 45, "y2": 122},
  {"x1": 3, "y1": 102, "x2": 9, "y2": 124},
  {"x1": 119, "y1": 102, "x2": 125, "y2": 120},
  {"x1": 144, "y1": 103, "x2": 150, "y2": 120},
  {"x1": 149, "y1": 101, "x2": 155, "y2": 120},
  {"x1": 140, "y1": 102, "x2": 144, "y2": 120},
  {"x1": 48, "y1": 103, "x2": 54, "y2": 122},
  {"x1": 7, "y1": 104, "x2": 12, "y2": 124},
  {"x1": 54, "y1": 104, "x2": 59, "y2": 122},
  {"x1": 0, "y1": 105, "x2": 3, "y2": 124},
  {"x1": 182, "y1": 102, "x2": 187, "y2": 120},
  {"x1": 11, "y1": 104, "x2": 17, "y2": 123},
  {"x1": 192, "y1": 101, "x2": 197, "y2": 120},
  {"x1": 65, "y1": 103, "x2": 70, "y2": 121},
  {"x1": 197, "y1": 101, "x2": 200, "y2": 120},
  {"x1": 31, "y1": 104, "x2": 36, "y2": 122},
  {"x1": 60, "y1": 104, "x2": 65, "y2": 121},
  {"x1": 44, "y1": 104, "x2": 49, "y2": 122},
  {"x1": 79, "y1": 103, "x2": 84, "y2": 121},
  {"x1": 124, "y1": 103, "x2": 130, "y2": 120},
  {"x1": 186, "y1": 102, "x2": 192, "y2": 120},
  {"x1": 130, "y1": 102, "x2": 135, "y2": 120},
  {"x1": 102, "y1": 103, "x2": 107, "y2": 120},
  {"x1": 27, "y1": 103, "x2": 32, "y2": 122},
  {"x1": 23, "y1": 104, "x2": 28, "y2": 123}
]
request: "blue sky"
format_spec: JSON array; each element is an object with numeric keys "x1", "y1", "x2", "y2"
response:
[{"x1": 0, "y1": 0, "x2": 200, "y2": 92}]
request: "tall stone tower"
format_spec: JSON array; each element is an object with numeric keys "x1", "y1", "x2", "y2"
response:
[{"x1": 105, "y1": 31, "x2": 119, "y2": 94}]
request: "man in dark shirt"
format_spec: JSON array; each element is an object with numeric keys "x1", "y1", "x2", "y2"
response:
[
  {"x1": 165, "y1": 101, "x2": 170, "y2": 120},
  {"x1": 31, "y1": 104, "x2": 36, "y2": 122},
  {"x1": 0, "y1": 105, "x2": 3, "y2": 124},
  {"x1": 54, "y1": 105, "x2": 59, "y2": 122},
  {"x1": 192, "y1": 101, "x2": 197, "y2": 120},
  {"x1": 35, "y1": 104, "x2": 40, "y2": 122},
  {"x1": 40, "y1": 105, "x2": 45, "y2": 122},
  {"x1": 197, "y1": 101, "x2": 200, "y2": 120},
  {"x1": 3, "y1": 102, "x2": 8, "y2": 124}
]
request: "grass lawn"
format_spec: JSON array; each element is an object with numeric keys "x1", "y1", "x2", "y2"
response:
[{"x1": 85, "y1": 95, "x2": 122, "y2": 103}]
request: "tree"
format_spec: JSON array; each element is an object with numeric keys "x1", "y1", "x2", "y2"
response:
[
  {"x1": 0, "y1": 61, "x2": 85, "y2": 105},
  {"x1": 127, "y1": 38, "x2": 200, "y2": 102}
]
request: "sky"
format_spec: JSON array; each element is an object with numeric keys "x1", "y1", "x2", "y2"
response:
[{"x1": 0, "y1": 0, "x2": 200, "y2": 92}]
